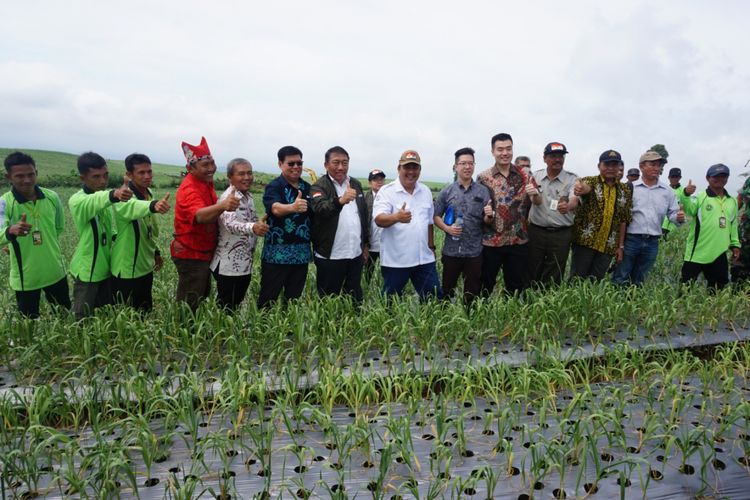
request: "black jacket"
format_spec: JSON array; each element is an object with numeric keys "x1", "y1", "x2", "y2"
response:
[{"x1": 310, "y1": 175, "x2": 369, "y2": 258}]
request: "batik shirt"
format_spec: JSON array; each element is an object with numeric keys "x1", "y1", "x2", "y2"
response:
[
  {"x1": 478, "y1": 164, "x2": 532, "y2": 247},
  {"x1": 573, "y1": 176, "x2": 632, "y2": 255},
  {"x1": 738, "y1": 178, "x2": 750, "y2": 267},
  {"x1": 261, "y1": 176, "x2": 312, "y2": 265}
]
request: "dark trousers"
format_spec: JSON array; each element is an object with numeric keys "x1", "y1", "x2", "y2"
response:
[
  {"x1": 72, "y1": 277, "x2": 113, "y2": 320},
  {"x1": 257, "y1": 262, "x2": 308, "y2": 308},
  {"x1": 364, "y1": 251, "x2": 380, "y2": 282},
  {"x1": 527, "y1": 224, "x2": 573, "y2": 286},
  {"x1": 315, "y1": 256, "x2": 363, "y2": 303},
  {"x1": 173, "y1": 258, "x2": 212, "y2": 311},
  {"x1": 442, "y1": 254, "x2": 482, "y2": 306},
  {"x1": 113, "y1": 273, "x2": 154, "y2": 312},
  {"x1": 213, "y1": 272, "x2": 252, "y2": 311},
  {"x1": 480, "y1": 244, "x2": 529, "y2": 297},
  {"x1": 381, "y1": 262, "x2": 442, "y2": 300},
  {"x1": 681, "y1": 254, "x2": 730, "y2": 289},
  {"x1": 16, "y1": 277, "x2": 71, "y2": 319},
  {"x1": 570, "y1": 244, "x2": 613, "y2": 281}
]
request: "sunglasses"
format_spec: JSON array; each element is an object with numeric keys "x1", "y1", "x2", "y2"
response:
[{"x1": 286, "y1": 161, "x2": 303, "y2": 167}]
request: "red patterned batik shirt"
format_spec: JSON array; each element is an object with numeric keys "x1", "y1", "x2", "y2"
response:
[{"x1": 478, "y1": 164, "x2": 532, "y2": 247}]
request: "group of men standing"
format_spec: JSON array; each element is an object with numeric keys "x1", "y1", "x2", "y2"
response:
[{"x1": 0, "y1": 132, "x2": 745, "y2": 318}]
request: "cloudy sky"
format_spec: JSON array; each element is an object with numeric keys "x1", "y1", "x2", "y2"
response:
[{"x1": 2, "y1": 1, "x2": 749, "y2": 191}]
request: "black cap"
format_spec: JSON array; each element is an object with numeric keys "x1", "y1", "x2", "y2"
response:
[
  {"x1": 368, "y1": 169, "x2": 386, "y2": 181},
  {"x1": 627, "y1": 168, "x2": 640, "y2": 177},
  {"x1": 706, "y1": 163, "x2": 730, "y2": 177},
  {"x1": 543, "y1": 142, "x2": 568, "y2": 155},
  {"x1": 668, "y1": 168, "x2": 681, "y2": 178},
  {"x1": 599, "y1": 150, "x2": 623, "y2": 163}
]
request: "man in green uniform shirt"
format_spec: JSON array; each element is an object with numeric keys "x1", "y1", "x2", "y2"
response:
[
  {"x1": 111, "y1": 153, "x2": 171, "y2": 312},
  {"x1": 0, "y1": 151, "x2": 71, "y2": 318},
  {"x1": 69, "y1": 151, "x2": 133, "y2": 319},
  {"x1": 679, "y1": 163, "x2": 740, "y2": 289}
]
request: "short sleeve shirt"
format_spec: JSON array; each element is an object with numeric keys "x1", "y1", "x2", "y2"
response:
[
  {"x1": 261, "y1": 176, "x2": 312, "y2": 265},
  {"x1": 434, "y1": 181, "x2": 492, "y2": 258},
  {"x1": 373, "y1": 180, "x2": 435, "y2": 268},
  {"x1": 528, "y1": 169, "x2": 578, "y2": 228}
]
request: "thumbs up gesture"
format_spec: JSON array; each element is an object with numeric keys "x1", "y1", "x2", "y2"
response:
[
  {"x1": 573, "y1": 179, "x2": 590, "y2": 196},
  {"x1": 114, "y1": 175, "x2": 134, "y2": 202},
  {"x1": 292, "y1": 189, "x2": 308, "y2": 213},
  {"x1": 222, "y1": 187, "x2": 241, "y2": 212},
  {"x1": 253, "y1": 213, "x2": 270, "y2": 236},
  {"x1": 10, "y1": 213, "x2": 33, "y2": 237},
  {"x1": 395, "y1": 202, "x2": 412, "y2": 223},
  {"x1": 339, "y1": 180, "x2": 357, "y2": 204},
  {"x1": 676, "y1": 207, "x2": 686, "y2": 223},
  {"x1": 483, "y1": 201, "x2": 494, "y2": 218},
  {"x1": 684, "y1": 179, "x2": 696, "y2": 196},
  {"x1": 153, "y1": 193, "x2": 171, "y2": 214},
  {"x1": 524, "y1": 179, "x2": 539, "y2": 197}
]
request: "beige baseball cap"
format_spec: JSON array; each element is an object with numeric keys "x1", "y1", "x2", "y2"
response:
[
  {"x1": 398, "y1": 150, "x2": 421, "y2": 167},
  {"x1": 639, "y1": 150, "x2": 663, "y2": 164}
]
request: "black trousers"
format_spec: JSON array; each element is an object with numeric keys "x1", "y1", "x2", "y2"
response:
[
  {"x1": 681, "y1": 254, "x2": 730, "y2": 289},
  {"x1": 113, "y1": 273, "x2": 154, "y2": 312},
  {"x1": 442, "y1": 254, "x2": 482, "y2": 306},
  {"x1": 213, "y1": 272, "x2": 252, "y2": 311},
  {"x1": 480, "y1": 244, "x2": 529, "y2": 297},
  {"x1": 72, "y1": 277, "x2": 113, "y2": 320},
  {"x1": 16, "y1": 277, "x2": 71, "y2": 318},
  {"x1": 173, "y1": 258, "x2": 212, "y2": 311},
  {"x1": 314, "y1": 256, "x2": 363, "y2": 303},
  {"x1": 363, "y1": 251, "x2": 380, "y2": 282},
  {"x1": 257, "y1": 262, "x2": 308, "y2": 309}
]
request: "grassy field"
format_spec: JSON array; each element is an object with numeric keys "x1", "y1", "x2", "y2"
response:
[{"x1": 0, "y1": 178, "x2": 749, "y2": 498}]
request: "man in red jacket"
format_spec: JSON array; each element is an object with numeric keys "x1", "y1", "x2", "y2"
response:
[{"x1": 171, "y1": 137, "x2": 239, "y2": 310}]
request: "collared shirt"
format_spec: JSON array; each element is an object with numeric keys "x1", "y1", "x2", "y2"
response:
[
  {"x1": 0, "y1": 186, "x2": 66, "y2": 291},
  {"x1": 111, "y1": 183, "x2": 160, "y2": 279},
  {"x1": 477, "y1": 164, "x2": 532, "y2": 247},
  {"x1": 373, "y1": 179, "x2": 435, "y2": 268},
  {"x1": 528, "y1": 169, "x2": 578, "y2": 228},
  {"x1": 171, "y1": 172, "x2": 218, "y2": 261},
  {"x1": 680, "y1": 188, "x2": 740, "y2": 263},
  {"x1": 628, "y1": 180, "x2": 681, "y2": 236},
  {"x1": 315, "y1": 175, "x2": 362, "y2": 260},
  {"x1": 573, "y1": 176, "x2": 632, "y2": 255},
  {"x1": 365, "y1": 190, "x2": 383, "y2": 252},
  {"x1": 434, "y1": 180, "x2": 492, "y2": 258},
  {"x1": 261, "y1": 175, "x2": 312, "y2": 265},
  {"x1": 210, "y1": 187, "x2": 259, "y2": 276}
]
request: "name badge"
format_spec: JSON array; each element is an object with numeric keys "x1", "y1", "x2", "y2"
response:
[
  {"x1": 549, "y1": 199, "x2": 559, "y2": 211},
  {"x1": 32, "y1": 230, "x2": 43, "y2": 246},
  {"x1": 719, "y1": 216, "x2": 726, "y2": 229}
]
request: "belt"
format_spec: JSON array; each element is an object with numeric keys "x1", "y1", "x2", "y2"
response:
[
  {"x1": 530, "y1": 223, "x2": 572, "y2": 233},
  {"x1": 627, "y1": 233, "x2": 660, "y2": 240}
]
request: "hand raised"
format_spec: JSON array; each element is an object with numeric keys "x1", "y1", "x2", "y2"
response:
[
  {"x1": 557, "y1": 198, "x2": 569, "y2": 214},
  {"x1": 10, "y1": 213, "x2": 33, "y2": 236},
  {"x1": 292, "y1": 189, "x2": 308, "y2": 213},
  {"x1": 676, "y1": 208, "x2": 685, "y2": 223},
  {"x1": 114, "y1": 176, "x2": 133, "y2": 202},
  {"x1": 524, "y1": 180, "x2": 539, "y2": 196},
  {"x1": 573, "y1": 179, "x2": 585, "y2": 197},
  {"x1": 395, "y1": 202, "x2": 412, "y2": 223},
  {"x1": 153, "y1": 193, "x2": 171, "y2": 214},
  {"x1": 483, "y1": 201, "x2": 494, "y2": 218},
  {"x1": 253, "y1": 214, "x2": 270, "y2": 236},
  {"x1": 222, "y1": 187, "x2": 241, "y2": 212},
  {"x1": 684, "y1": 179, "x2": 696, "y2": 195},
  {"x1": 339, "y1": 185, "x2": 357, "y2": 204}
]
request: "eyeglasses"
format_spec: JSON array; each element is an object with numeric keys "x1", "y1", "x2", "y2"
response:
[
  {"x1": 456, "y1": 161, "x2": 475, "y2": 167},
  {"x1": 286, "y1": 161, "x2": 303, "y2": 167}
]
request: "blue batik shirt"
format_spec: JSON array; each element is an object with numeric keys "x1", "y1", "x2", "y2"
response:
[{"x1": 261, "y1": 176, "x2": 313, "y2": 265}]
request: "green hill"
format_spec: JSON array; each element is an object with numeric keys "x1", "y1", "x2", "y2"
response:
[{"x1": 1, "y1": 147, "x2": 449, "y2": 191}]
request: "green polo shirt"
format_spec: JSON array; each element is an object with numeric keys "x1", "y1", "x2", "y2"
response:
[
  {"x1": 680, "y1": 188, "x2": 740, "y2": 264},
  {"x1": 69, "y1": 187, "x2": 118, "y2": 283},
  {"x1": 0, "y1": 186, "x2": 66, "y2": 291},
  {"x1": 111, "y1": 184, "x2": 160, "y2": 279}
]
